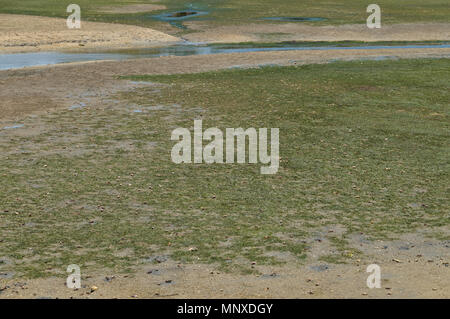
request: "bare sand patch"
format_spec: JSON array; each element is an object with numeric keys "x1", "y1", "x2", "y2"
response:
[
  {"x1": 99, "y1": 4, "x2": 167, "y2": 14},
  {"x1": 1, "y1": 228, "x2": 447, "y2": 298},
  {"x1": 0, "y1": 14, "x2": 179, "y2": 53},
  {"x1": 183, "y1": 22, "x2": 450, "y2": 43},
  {"x1": 1, "y1": 258, "x2": 448, "y2": 298}
]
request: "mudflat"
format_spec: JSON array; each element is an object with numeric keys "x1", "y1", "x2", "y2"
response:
[{"x1": 0, "y1": 3, "x2": 449, "y2": 299}]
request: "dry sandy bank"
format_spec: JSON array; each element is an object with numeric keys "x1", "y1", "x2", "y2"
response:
[{"x1": 0, "y1": 14, "x2": 180, "y2": 53}]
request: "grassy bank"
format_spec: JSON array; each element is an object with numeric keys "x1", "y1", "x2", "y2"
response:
[{"x1": 0, "y1": 0, "x2": 448, "y2": 30}]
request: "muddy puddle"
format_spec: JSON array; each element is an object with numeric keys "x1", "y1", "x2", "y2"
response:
[
  {"x1": 1, "y1": 42, "x2": 449, "y2": 71},
  {"x1": 152, "y1": 10, "x2": 208, "y2": 29},
  {"x1": 2, "y1": 124, "x2": 24, "y2": 130}
]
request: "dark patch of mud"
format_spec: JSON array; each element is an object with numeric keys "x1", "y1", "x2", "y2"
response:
[
  {"x1": 152, "y1": 10, "x2": 209, "y2": 29},
  {"x1": 262, "y1": 17, "x2": 326, "y2": 22}
]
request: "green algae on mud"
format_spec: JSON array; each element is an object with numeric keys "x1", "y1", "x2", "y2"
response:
[{"x1": 0, "y1": 58, "x2": 448, "y2": 278}]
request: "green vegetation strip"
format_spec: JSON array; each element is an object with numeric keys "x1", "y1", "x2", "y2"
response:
[{"x1": 0, "y1": 0, "x2": 448, "y2": 29}]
